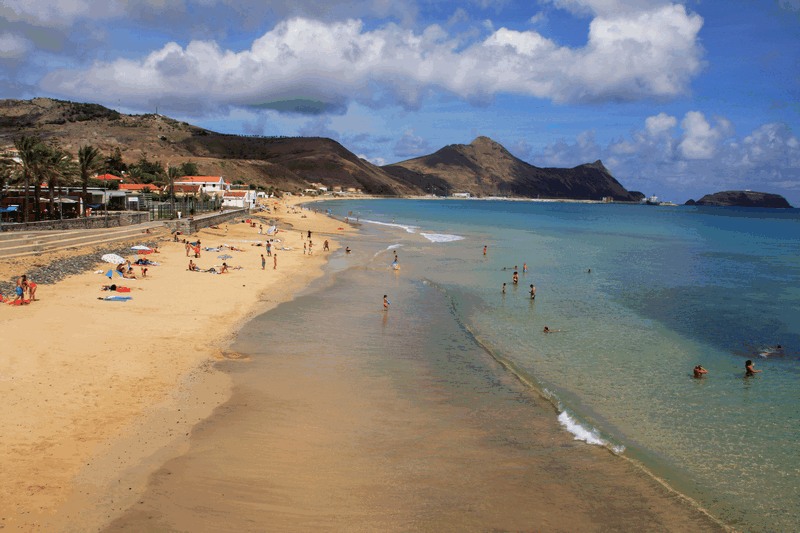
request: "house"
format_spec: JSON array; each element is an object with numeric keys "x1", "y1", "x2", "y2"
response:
[
  {"x1": 165, "y1": 184, "x2": 203, "y2": 197},
  {"x1": 451, "y1": 192, "x2": 471, "y2": 198},
  {"x1": 173, "y1": 176, "x2": 230, "y2": 197},
  {"x1": 222, "y1": 190, "x2": 256, "y2": 209},
  {"x1": 93, "y1": 174, "x2": 125, "y2": 182},
  {"x1": 119, "y1": 184, "x2": 160, "y2": 192}
]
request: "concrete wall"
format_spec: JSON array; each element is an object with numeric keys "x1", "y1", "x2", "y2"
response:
[
  {"x1": 159, "y1": 208, "x2": 251, "y2": 235},
  {"x1": 1, "y1": 212, "x2": 151, "y2": 232}
]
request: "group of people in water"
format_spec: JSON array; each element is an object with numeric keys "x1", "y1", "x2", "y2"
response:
[{"x1": 694, "y1": 359, "x2": 764, "y2": 378}]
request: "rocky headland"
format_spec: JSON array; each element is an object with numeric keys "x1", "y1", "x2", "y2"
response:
[{"x1": 685, "y1": 190, "x2": 792, "y2": 208}]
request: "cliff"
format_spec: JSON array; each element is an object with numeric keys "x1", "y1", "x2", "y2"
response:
[{"x1": 691, "y1": 191, "x2": 792, "y2": 208}]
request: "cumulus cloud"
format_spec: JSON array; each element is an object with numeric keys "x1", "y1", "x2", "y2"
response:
[
  {"x1": 0, "y1": 31, "x2": 33, "y2": 59},
  {"x1": 39, "y1": 3, "x2": 705, "y2": 114},
  {"x1": 393, "y1": 129, "x2": 433, "y2": 157},
  {"x1": 532, "y1": 112, "x2": 800, "y2": 200}
]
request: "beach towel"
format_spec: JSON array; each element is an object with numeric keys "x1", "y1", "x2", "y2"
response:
[
  {"x1": 100, "y1": 296, "x2": 132, "y2": 301},
  {"x1": 8, "y1": 299, "x2": 32, "y2": 305}
]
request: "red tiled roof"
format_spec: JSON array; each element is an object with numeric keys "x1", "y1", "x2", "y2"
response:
[
  {"x1": 170, "y1": 184, "x2": 202, "y2": 193},
  {"x1": 94, "y1": 174, "x2": 124, "y2": 181},
  {"x1": 120, "y1": 184, "x2": 160, "y2": 191},
  {"x1": 224, "y1": 191, "x2": 248, "y2": 197},
  {"x1": 174, "y1": 176, "x2": 223, "y2": 183}
]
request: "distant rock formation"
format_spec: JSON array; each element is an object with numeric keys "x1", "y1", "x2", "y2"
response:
[
  {"x1": 629, "y1": 191, "x2": 646, "y2": 201},
  {"x1": 383, "y1": 136, "x2": 640, "y2": 201},
  {"x1": 684, "y1": 199, "x2": 696, "y2": 206},
  {"x1": 694, "y1": 191, "x2": 792, "y2": 208}
]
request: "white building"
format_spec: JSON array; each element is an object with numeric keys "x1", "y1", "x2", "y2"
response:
[
  {"x1": 451, "y1": 192, "x2": 471, "y2": 198},
  {"x1": 222, "y1": 190, "x2": 257, "y2": 209},
  {"x1": 173, "y1": 176, "x2": 230, "y2": 197}
]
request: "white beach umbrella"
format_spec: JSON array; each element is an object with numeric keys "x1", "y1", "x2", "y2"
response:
[
  {"x1": 101, "y1": 253, "x2": 126, "y2": 264},
  {"x1": 131, "y1": 245, "x2": 152, "y2": 251}
]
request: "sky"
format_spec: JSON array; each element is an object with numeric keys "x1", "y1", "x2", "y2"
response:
[{"x1": 1, "y1": 0, "x2": 798, "y2": 204}]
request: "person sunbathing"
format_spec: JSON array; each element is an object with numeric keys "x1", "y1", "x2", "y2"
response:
[
  {"x1": 189, "y1": 260, "x2": 198, "y2": 271},
  {"x1": 124, "y1": 268, "x2": 137, "y2": 279}
]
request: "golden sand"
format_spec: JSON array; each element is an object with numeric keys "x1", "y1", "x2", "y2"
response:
[{"x1": 0, "y1": 196, "x2": 348, "y2": 530}]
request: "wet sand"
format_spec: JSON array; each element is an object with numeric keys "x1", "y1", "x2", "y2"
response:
[{"x1": 101, "y1": 234, "x2": 728, "y2": 533}]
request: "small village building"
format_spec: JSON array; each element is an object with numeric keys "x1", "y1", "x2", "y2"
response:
[
  {"x1": 451, "y1": 192, "x2": 471, "y2": 198},
  {"x1": 222, "y1": 190, "x2": 257, "y2": 209},
  {"x1": 173, "y1": 176, "x2": 230, "y2": 197}
]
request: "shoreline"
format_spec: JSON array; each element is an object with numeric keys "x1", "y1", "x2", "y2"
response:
[{"x1": 0, "y1": 197, "x2": 351, "y2": 531}]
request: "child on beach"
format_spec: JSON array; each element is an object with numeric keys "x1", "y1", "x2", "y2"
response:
[
  {"x1": 261, "y1": 254, "x2": 266, "y2": 270},
  {"x1": 273, "y1": 254, "x2": 277, "y2": 269},
  {"x1": 383, "y1": 295, "x2": 389, "y2": 311}
]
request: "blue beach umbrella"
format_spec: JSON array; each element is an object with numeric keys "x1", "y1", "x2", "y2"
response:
[{"x1": 105, "y1": 269, "x2": 125, "y2": 279}]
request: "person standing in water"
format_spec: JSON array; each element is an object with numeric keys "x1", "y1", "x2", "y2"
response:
[
  {"x1": 502, "y1": 283, "x2": 506, "y2": 294},
  {"x1": 483, "y1": 245, "x2": 487, "y2": 256},
  {"x1": 529, "y1": 284, "x2": 536, "y2": 299},
  {"x1": 745, "y1": 360, "x2": 761, "y2": 376},
  {"x1": 512, "y1": 272, "x2": 519, "y2": 284},
  {"x1": 383, "y1": 295, "x2": 389, "y2": 311},
  {"x1": 693, "y1": 365, "x2": 708, "y2": 378},
  {"x1": 523, "y1": 263, "x2": 528, "y2": 273}
]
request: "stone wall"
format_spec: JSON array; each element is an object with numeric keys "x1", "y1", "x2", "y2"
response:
[
  {"x1": 159, "y1": 208, "x2": 252, "y2": 235},
  {"x1": 1, "y1": 212, "x2": 151, "y2": 232}
]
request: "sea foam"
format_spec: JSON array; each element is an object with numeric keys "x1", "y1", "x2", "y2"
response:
[
  {"x1": 557, "y1": 411, "x2": 625, "y2": 454},
  {"x1": 360, "y1": 219, "x2": 418, "y2": 234},
  {"x1": 421, "y1": 233, "x2": 464, "y2": 243}
]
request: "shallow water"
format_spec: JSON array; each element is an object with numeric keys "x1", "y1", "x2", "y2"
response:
[{"x1": 103, "y1": 218, "x2": 724, "y2": 532}]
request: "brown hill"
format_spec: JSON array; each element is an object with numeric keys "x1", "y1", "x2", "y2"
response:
[
  {"x1": 383, "y1": 136, "x2": 637, "y2": 200},
  {"x1": 0, "y1": 98, "x2": 413, "y2": 195},
  {"x1": 1, "y1": 99, "x2": 637, "y2": 200}
]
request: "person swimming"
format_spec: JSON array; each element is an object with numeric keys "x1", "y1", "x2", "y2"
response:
[
  {"x1": 693, "y1": 365, "x2": 708, "y2": 378},
  {"x1": 745, "y1": 360, "x2": 761, "y2": 376}
]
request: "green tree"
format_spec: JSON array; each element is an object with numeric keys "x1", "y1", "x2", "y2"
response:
[
  {"x1": 79, "y1": 145, "x2": 103, "y2": 217},
  {"x1": 42, "y1": 146, "x2": 77, "y2": 219},
  {"x1": 0, "y1": 151, "x2": 15, "y2": 207},
  {"x1": 13, "y1": 136, "x2": 48, "y2": 222},
  {"x1": 178, "y1": 161, "x2": 198, "y2": 177},
  {"x1": 104, "y1": 147, "x2": 127, "y2": 175}
]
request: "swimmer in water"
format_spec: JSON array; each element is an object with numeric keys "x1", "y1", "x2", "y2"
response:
[
  {"x1": 543, "y1": 326, "x2": 562, "y2": 333},
  {"x1": 529, "y1": 284, "x2": 535, "y2": 299},
  {"x1": 512, "y1": 272, "x2": 519, "y2": 284},
  {"x1": 693, "y1": 365, "x2": 708, "y2": 378},
  {"x1": 523, "y1": 263, "x2": 528, "y2": 273},
  {"x1": 483, "y1": 245, "x2": 487, "y2": 256},
  {"x1": 745, "y1": 360, "x2": 761, "y2": 376},
  {"x1": 502, "y1": 283, "x2": 506, "y2": 293},
  {"x1": 345, "y1": 247, "x2": 351, "y2": 254}
]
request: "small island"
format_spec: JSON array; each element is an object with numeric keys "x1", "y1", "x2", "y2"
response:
[{"x1": 685, "y1": 190, "x2": 792, "y2": 208}]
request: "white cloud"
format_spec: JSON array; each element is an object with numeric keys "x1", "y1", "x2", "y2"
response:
[
  {"x1": 393, "y1": 129, "x2": 432, "y2": 157},
  {"x1": 533, "y1": 113, "x2": 800, "y2": 201},
  {"x1": 359, "y1": 154, "x2": 388, "y2": 166},
  {"x1": 39, "y1": 4, "x2": 705, "y2": 112},
  {"x1": 0, "y1": 31, "x2": 33, "y2": 59},
  {"x1": 678, "y1": 111, "x2": 734, "y2": 160},
  {"x1": 0, "y1": 0, "x2": 125, "y2": 26}
]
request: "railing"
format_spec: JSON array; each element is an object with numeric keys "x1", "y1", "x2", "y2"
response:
[{"x1": 149, "y1": 199, "x2": 223, "y2": 220}]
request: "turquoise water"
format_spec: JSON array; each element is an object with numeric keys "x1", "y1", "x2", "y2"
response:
[{"x1": 316, "y1": 199, "x2": 800, "y2": 532}]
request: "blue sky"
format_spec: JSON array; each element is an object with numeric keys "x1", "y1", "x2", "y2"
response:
[{"x1": 1, "y1": 0, "x2": 798, "y2": 203}]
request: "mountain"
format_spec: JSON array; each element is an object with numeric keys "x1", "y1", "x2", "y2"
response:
[
  {"x1": 689, "y1": 191, "x2": 792, "y2": 208},
  {"x1": 382, "y1": 136, "x2": 639, "y2": 200},
  {"x1": 0, "y1": 98, "x2": 414, "y2": 195},
  {"x1": 1, "y1": 99, "x2": 637, "y2": 200}
]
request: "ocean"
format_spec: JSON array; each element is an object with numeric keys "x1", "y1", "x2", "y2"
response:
[{"x1": 104, "y1": 199, "x2": 799, "y2": 532}]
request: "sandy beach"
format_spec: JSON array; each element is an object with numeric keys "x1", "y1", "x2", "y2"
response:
[{"x1": 0, "y1": 197, "x2": 348, "y2": 530}]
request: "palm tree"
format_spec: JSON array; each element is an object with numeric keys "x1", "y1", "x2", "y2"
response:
[
  {"x1": 78, "y1": 145, "x2": 102, "y2": 217},
  {"x1": 0, "y1": 151, "x2": 14, "y2": 211},
  {"x1": 13, "y1": 136, "x2": 45, "y2": 223},
  {"x1": 42, "y1": 146, "x2": 77, "y2": 219}
]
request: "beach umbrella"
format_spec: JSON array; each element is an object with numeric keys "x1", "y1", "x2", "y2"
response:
[
  {"x1": 218, "y1": 254, "x2": 233, "y2": 260},
  {"x1": 105, "y1": 269, "x2": 125, "y2": 278},
  {"x1": 101, "y1": 253, "x2": 126, "y2": 264},
  {"x1": 131, "y1": 245, "x2": 152, "y2": 251}
]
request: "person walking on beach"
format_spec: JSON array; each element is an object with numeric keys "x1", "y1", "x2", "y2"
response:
[
  {"x1": 309, "y1": 241, "x2": 313, "y2": 255},
  {"x1": 529, "y1": 284, "x2": 536, "y2": 299},
  {"x1": 303, "y1": 242, "x2": 307, "y2": 255},
  {"x1": 308, "y1": 230, "x2": 312, "y2": 240},
  {"x1": 383, "y1": 295, "x2": 389, "y2": 311},
  {"x1": 745, "y1": 360, "x2": 761, "y2": 376},
  {"x1": 261, "y1": 254, "x2": 266, "y2": 270},
  {"x1": 266, "y1": 241, "x2": 272, "y2": 256},
  {"x1": 693, "y1": 365, "x2": 708, "y2": 378},
  {"x1": 324, "y1": 240, "x2": 329, "y2": 251},
  {"x1": 502, "y1": 283, "x2": 506, "y2": 294},
  {"x1": 273, "y1": 254, "x2": 277, "y2": 269}
]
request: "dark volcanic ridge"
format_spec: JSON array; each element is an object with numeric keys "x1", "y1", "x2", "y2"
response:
[{"x1": 685, "y1": 190, "x2": 792, "y2": 208}]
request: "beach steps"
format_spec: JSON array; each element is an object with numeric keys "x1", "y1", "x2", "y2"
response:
[{"x1": 0, "y1": 222, "x2": 166, "y2": 259}]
